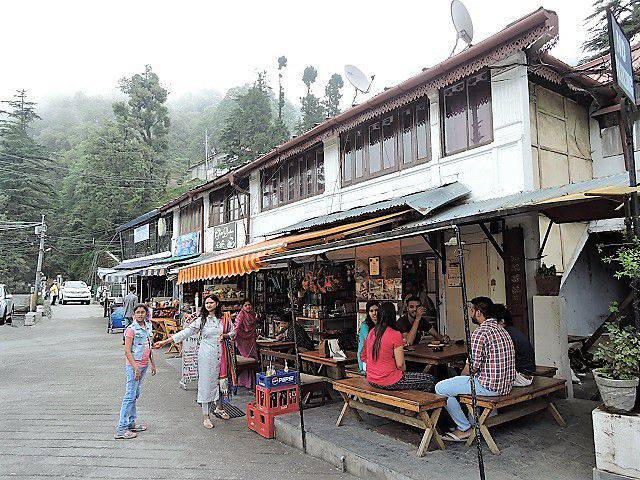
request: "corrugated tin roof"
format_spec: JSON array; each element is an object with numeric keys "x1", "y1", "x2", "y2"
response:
[
  {"x1": 115, "y1": 209, "x2": 159, "y2": 233},
  {"x1": 268, "y1": 182, "x2": 470, "y2": 235}
]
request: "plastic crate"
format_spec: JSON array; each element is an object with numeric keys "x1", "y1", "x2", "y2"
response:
[
  {"x1": 256, "y1": 370, "x2": 300, "y2": 389},
  {"x1": 254, "y1": 384, "x2": 299, "y2": 415},
  {"x1": 246, "y1": 402, "x2": 275, "y2": 439}
]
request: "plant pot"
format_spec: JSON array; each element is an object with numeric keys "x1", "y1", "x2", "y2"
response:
[
  {"x1": 535, "y1": 275, "x2": 561, "y2": 296},
  {"x1": 593, "y1": 369, "x2": 639, "y2": 413}
]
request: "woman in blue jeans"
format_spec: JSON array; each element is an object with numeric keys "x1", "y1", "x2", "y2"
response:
[{"x1": 114, "y1": 304, "x2": 156, "y2": 439}]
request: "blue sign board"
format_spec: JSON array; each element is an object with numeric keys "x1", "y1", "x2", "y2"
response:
[
  {"x1": 609, "y1": 11, "x2": 636, "y2": 103},
  {"x1": 175, "y1": 231, "x2": 200, "y2": 256}
]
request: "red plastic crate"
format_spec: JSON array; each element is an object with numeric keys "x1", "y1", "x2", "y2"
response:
[
  {"x1": 254, "y1": 384, "x2": 299, "y2": 415},
  {"x1": 246, "y1": 402, "x2": 275, "y2": 439}
]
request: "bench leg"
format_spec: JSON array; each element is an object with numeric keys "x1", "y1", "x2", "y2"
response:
[
  {"x1": 547, "y1": 401, "x2": 567, "y2": 427},
  {"x1": 416, "y1": 408, "x2": 445, "y2": 456},
  {"x1": 464, "y1": 406, "x2": 499, "y2": 454},
  {"x1": 336, "y1": 393, "x2": 362, "y2": 427}
]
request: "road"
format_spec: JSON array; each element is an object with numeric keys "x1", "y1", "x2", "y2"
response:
[{"x1": 0, "y1": 304, "x2": 352, "y2": 480}]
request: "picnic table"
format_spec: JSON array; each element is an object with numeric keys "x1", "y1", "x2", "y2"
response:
[
  {"x1": 403, "y1": 342, "x2": 468, "y2": 373},
  {"x1": 298, "y1": 349, "x2": 359, "y2": 379}
]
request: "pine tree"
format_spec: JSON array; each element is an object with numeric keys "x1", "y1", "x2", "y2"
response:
[
  {"x1": 297, "y1": 66, "x2": 325, "y2": 134},
  {"x1": 583, "y1": 0, "x2": 640, "y2": 58},
  {"x1": 323, "y1": 73, "x2": 344, "y2": 117},
  {"x1": 277, "y1": 56, "x2": 288, "y2": 121}
]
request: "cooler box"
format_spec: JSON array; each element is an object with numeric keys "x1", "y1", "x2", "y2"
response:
[{"x1": 256, "y1": 370, "x2": 299, "y2": 389}]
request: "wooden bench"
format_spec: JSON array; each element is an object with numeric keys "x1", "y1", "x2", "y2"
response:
[
  {"x1": 333, "y1": 376, "x2": 447, "y2": 457},
  {"x1": 533, "y1": 365, "x2": 557, "y2": 377},
  {"x1": 260, "y1": 349, "x2": 331, "y2": 406},
  {"x1": 459, "y1": 376, "x2": 566, "y2": 454}
]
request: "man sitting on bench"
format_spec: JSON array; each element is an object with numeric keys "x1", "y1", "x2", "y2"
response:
[
  {"x1": 493, "y1": 303, "x2": 535, "y2": 387},
  {"x1": 435, "y1": 297, "x2": 515, "y2": 442}
]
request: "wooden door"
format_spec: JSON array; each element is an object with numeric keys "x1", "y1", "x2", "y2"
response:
[{"x1": 503, "y1": 227, "x2": 530, "y2": 338}]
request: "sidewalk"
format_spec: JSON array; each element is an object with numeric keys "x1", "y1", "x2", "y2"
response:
[{"x1": 0, "y1": 304, "x2": 353, "y2": 480}]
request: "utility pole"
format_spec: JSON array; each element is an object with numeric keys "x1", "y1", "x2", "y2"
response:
[{"x1": 33, "y1": 214, "x2": 46, "y2": 310}]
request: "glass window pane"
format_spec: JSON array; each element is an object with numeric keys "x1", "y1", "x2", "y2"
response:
[
  {"x1": 443, "y1": 81, "x2": 468, "y2": 155},
  {"x1": 416, "y1": 100, "x2": 430, "y2": 160},
  {"x1": 278, "y1": 166, "x2": 286, "y2": 204},
  {"x1": 288, "y1": 160, "x2": 296, "y2": 201},
  {"x1": 382, "y1": 114, "x2": 397, "y2": 170},
  {"x1": 316, "y1": 150, "x2": 325, "y2": 193},
  {"x1": 270, "y1": 175, "x2": 278, "y2": 207},
  {"x1": 342, "y1": 133, "x2": 353, "y2": 182},
  {"x1": 467, "y1": 71, "x2": 492, "y2": 147},
  {"x1": 262, "y1": 174, "x2": 270, "y2": 210},
  {"x1": 368, "y1": 121, "x2": 382, "y2": 174},
  {"x1": 355, "y1": 128, "x2": 364, "y2": 178},
  {"x1": 306, "y1": 152, "x2": 314, "y2": 196},
  {"x1": 298, "y1": 157, "x2": 305, "y2": 198},
  {"x1": 402, "y1": 106, "x2": 414, "y2": 164},
  {"x1": 218, "y1": 202, "x2": 225, "y2": 223}
]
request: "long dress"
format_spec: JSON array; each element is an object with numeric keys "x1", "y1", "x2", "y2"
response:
[
  {"x1": 234, "y1": 310, "x2": 258, "y2": 389},
  {"x1": 172, "y1": 316, "x2": 235, "y2": 404}
]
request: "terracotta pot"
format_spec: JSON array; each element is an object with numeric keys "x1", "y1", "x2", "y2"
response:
[
  {"x1": 535, "y1": 275, "x2": 561, "y2": 296},
  {"x1": 594, "y1": 369, "x2": 639, "y2": 413}
]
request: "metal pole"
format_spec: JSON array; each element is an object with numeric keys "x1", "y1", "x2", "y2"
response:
[
  {"x1": 287, "y1": 259, "x2": 307, "y2": 453},
  {"x1": 454, "y1": 225, "x2": 486, "y2": 480},
  {"x1": 33, "y1": 215, "x2": 46, "y2": 310}
]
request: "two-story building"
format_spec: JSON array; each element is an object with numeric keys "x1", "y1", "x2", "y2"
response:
[{"x1": 119, "y1": 7, "x2": 637, "y2": 392}]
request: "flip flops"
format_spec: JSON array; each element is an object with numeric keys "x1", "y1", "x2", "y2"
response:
[
  {"x1": 114, "y1": 431, "x2": 137, "y2": 439},
  {"x1": 442, "y1": 431, "x2": 469, "y2": 442},
  {"x1": 129, "y1": 424, "x2": 147, "y2": 432}
]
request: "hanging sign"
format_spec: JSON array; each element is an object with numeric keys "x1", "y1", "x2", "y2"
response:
[
  {"x1": 608, "y1": 10, "x2": 636, "y2": 104},
  {"x1": 213, "y1": 222, "x2": 237, "y2": 250},
  {"x1": 134, "y1": 224, "x2": 150, "y2": 243}
]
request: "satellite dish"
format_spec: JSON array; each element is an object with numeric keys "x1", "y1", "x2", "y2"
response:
[
  {"x1": 449, "y1": 0, "x2": 474, "y2": 57},
  {"x1": 344, "y1": 64, "x2": 375, "y2": 106}
]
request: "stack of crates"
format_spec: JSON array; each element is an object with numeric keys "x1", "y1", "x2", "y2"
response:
[{"x1": 246, "y1": 369, "x2": 300, "y2": 439}]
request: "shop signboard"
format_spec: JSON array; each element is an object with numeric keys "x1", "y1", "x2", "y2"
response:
[
  {"x1": 180, "y1": 332, "x2": 198, "y2": 389},
  {"x1": 213, "y1": 222, "x2": 237, "y2": 250},
  {"x1": 133, "y1": 223, "x2": 149, "y2": 243},
  {"x1": 175, "y1": 231, "x2": 200, "y2": 256},
  {"x1": 608, "y1": 10, "x2": 636, "y2": 104}
]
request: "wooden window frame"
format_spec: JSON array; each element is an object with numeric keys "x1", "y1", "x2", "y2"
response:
[{"x1": 440, "y1": 69, "x2": 493, "y2": 157}]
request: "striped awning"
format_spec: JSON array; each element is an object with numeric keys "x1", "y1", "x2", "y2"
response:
[{"x1": 177, "y1": 211, "x2": 407, "y2": 284}]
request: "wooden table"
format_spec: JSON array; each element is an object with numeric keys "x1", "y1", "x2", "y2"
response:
[
  {"x1": 298, "y1": 350, "x2": 359, "y2": 379},
  {"x1": 256, "y1": 339, "x2": 295, "y2": 352},
  {"x1": 403, "y1": 343, "x2": 469, "y2": 373}
]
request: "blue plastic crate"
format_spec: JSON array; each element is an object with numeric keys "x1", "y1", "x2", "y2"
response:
[{"x1": 256, "y1": 370, "x2": 300, "y2": 389}]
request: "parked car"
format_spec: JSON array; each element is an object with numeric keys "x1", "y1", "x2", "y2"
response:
[
  {"x1": 60, "y1": 281, "x2": 92, "y2": 305},
  {"x1": 0, "y1": 284, "x2": 14, "y2": 325}
]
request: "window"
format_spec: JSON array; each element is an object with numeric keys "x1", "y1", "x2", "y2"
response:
[
  {"x1": 340, "y1": 97, "x2": 432, "y2": 186},
  {"x1": 260, "y1": 144, "x2": 325, "y2": 210},
  {"x1": 441, "y1": 70, "x2": 493, "y2": 156},
  {"x1": 210, "y1": 188, "x2": 248, "y2": 225},
  {"x1": 179, "y1": 200, "x2": 203, "y2": 235}
]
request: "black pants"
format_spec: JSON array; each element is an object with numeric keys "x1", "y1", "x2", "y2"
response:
[{"x1": 371, "y1": 372, "x2": 436, "y2": 393}]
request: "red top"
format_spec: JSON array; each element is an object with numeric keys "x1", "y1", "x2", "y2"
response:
[
  {"x1": 360, "y1": 327, "x2": 404, "y2": 386},
  {"x1": 124, "y1": 327, "x2": 151, "y2": 367}
]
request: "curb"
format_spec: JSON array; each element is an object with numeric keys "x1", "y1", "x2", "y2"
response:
[{"x1": 274, "y1": 415, "x2": 415, "y2": 480}]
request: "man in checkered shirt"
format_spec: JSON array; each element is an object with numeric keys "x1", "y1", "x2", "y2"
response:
[{"x1": 435, "y1": 297, "x2": 515, "y2": 442}]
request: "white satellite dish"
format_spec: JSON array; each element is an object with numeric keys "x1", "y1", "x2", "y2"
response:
[
  {"x1": 344, "y1": 64, "x2": 375, "y2": 106},
  {"x1": 449, "y1": 0, "x2": 474, "y2": 57}
]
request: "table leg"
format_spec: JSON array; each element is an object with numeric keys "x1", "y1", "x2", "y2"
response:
[
  {"x1": 547, "y1": 401, "x2": 567, "y2": 427},
  {"x1": 417, "y1": 408, "x2": 445, "y2": 455}
]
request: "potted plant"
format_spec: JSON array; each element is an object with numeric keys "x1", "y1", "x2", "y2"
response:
[
  {"x1": 593, "y1": 318, "x2": 640, "y2": 413},
  {"x1": 535, "y1": 263, "x2": 561, "y2": 295}
]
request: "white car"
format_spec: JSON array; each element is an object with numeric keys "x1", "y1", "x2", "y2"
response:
[
  {"x1": 60, "y1": 281, "x2": 92, "y2": 305},
  {"x1": 0, "y1": 284, "x2": 14, "y2": 325}
]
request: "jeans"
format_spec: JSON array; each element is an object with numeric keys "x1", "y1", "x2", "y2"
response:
[
  {"x1": 116, "y1": 365, "x2": 147, "y2": 434},
  {"x1": 435, "y1": 376, "x2": 499, "y2": 431}
]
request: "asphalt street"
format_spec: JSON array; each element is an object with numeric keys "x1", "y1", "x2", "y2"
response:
[{"x1": 0, "y1": 304, "x2": 353, "y2": 480}]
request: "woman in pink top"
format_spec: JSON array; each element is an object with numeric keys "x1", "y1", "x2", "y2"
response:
[
  {"x1": 360, "y1": 302, "x2": 435, "y2": 392},
  {"x1": 234, "y1": 299, "x2": 258, "y2": 389}
]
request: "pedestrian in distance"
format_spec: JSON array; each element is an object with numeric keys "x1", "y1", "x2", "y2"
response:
[
  {"x1": 122, "y1": 285, "x2": 138, "y2": 344},
  {"x1": 114, "y1": 304, "x2": 156, "y2": 439},
  {"x1": 154, "y1": 294, "x2": 236, "y2": 429},
  {"x1": 49, "y1": 282, "x2": 59, "y2": 306}
]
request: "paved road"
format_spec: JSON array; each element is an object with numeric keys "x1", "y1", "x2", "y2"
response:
[{"x1": 0, "y1": 304, "x2": 352, "y2": 480}]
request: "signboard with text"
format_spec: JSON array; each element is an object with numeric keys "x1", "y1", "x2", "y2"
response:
[
  {"x1": 175, "y1": 231, "x2": 200, "y2": 256},
  {"x1": 609, "y1": 10, "x2": 636, "y2": 103},
  {"x1": 133, "y1": 223, "x2": 149, "y2": 243},
  {"x1": 213, "y1": 222, "x2": 237, "y2": 250}
]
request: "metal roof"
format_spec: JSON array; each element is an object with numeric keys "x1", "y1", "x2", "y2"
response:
[
  {"x1": 115, "y1": 209, "x2": 159, "y2": 233},
  {"x1": 113, "y1": 255, "x2": 170, "y2": 271},
  {"x1": 268, "y1": 182, "x2": 470, "y2": 235}
]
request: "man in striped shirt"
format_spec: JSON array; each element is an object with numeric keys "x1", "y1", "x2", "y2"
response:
[{"x1": 435, "y1": 297, "x2": 515, "y2": 442}]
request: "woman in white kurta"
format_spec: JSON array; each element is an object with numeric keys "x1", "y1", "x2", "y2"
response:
[{"x1": 155, "y1": 294, "x2": 235, "y2": 429}]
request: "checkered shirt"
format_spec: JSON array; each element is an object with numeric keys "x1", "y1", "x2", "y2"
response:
[{"x1": 470, "y1": 319, "x2": 516, "y2": 395}]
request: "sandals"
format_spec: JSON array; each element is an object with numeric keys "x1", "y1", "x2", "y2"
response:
[
  {"x1": 129, "y1": 424, "x2": 147, "y2": 432},
  {"x1": 443, "y1": 431, "x2": 470, "y2": 442},
  {"x1": 114, "y1": 431, "x2": 138, "y2": 439},
  {"x1": 214, "y1": 408, "x2": 230, "y2": 420},
  {"x1": 203, "y1": 417, "x2": 214, "y2": 429}
]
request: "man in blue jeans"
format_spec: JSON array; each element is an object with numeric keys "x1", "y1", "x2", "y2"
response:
[{"x1": 435, "y1": 297, "x2": 515, "y2": 442}]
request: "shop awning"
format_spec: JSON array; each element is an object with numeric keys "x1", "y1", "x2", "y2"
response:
[
  {"x1": 177, "y1": 211, "x2": 408, "y2": 284},
  {"x1": 267, "y1": 182, "x2": 469, "y2": 235},
  {"x1": 265, "y1": 173, "x2": 638, "y2": 262},
  {"x1": 138, "y1": 254, "x2": 202, "y2": 277},
  {"x1": 105, "y1": 269, "x2": 140, "y2": 283},
  {"x1": 112, "y1": 253, "x2": 171, "y2": 271}
]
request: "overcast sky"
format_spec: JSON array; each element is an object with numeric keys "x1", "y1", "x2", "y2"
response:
[{"x1": 1, "y1": 0, "x2": 596, "y2": 109}]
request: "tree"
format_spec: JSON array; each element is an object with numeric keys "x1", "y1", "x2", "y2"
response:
[
  {"x1": 583, "y1": 0, "x2": 640, "y2": 58},
  {"x1": 277, "y1": 56, "x2": 287, "y2": 120},
  {"x1": 219, "y1": 72, "x2": 281, "y2": 168},
  {"x1": 297, "y1": 66, "x2": 325, "y2": 134},
  {"x1": 323, "y1": 73, "x2": 344, "y2": 117}
]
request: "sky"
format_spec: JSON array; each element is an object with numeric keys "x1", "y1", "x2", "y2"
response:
[{"x1": 0, "y1": 0, "x2": 598, "y2": 109}]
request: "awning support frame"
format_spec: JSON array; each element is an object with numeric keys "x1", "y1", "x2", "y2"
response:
[
  {"x1": 479, "y1": 222, "x2": 504, "y2": 259},
  {"x1": 538, "y1": 220, "x2": 554, "y2": 260},
  {"x1": 420, "y1": 233, "x2": 443, "y2": 262}
]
